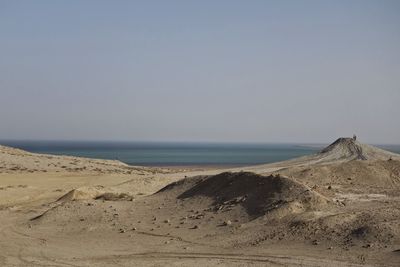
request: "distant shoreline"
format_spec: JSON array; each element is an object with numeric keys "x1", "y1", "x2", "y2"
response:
[
  {"x1": 136, "y1": 164, "x2": 245, "y2": 170},
  {"x1": 1, "y1": 141, "x2": 400, "y2": 168},
  {"x1": 0, "y1": 141, "x2": 321, "y2": 167}
]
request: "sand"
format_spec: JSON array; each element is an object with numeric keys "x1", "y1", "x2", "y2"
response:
[{"x1": 1, "y1": 138, "x2": 400, "y2": 266}]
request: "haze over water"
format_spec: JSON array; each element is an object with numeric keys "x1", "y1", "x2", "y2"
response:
[
  {"x1": 2, "y1": 141, "x2": 400, "y2": 167},
  {"x1": 1, "y1": 1, "x2": 400, "y2": 144}
]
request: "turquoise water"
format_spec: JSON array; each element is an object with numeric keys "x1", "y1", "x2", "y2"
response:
[{"x1": 1, "y1": 141, "x2": 399, "y2": 167}]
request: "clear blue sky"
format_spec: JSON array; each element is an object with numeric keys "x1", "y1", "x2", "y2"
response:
[{"x1": 1, "y1": 0, "x2": 399, "y2": 143}]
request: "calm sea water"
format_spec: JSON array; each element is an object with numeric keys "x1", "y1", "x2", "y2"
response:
[{"x1": 1, "y1": 141, "x2": 400, "y2": 167}]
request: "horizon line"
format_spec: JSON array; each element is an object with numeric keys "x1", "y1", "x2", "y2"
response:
[{"x1": 1, "y1": 138, "x2": 399, "y2": 146}]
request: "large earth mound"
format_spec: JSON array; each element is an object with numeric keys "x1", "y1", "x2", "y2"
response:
[
  {"x1": 250, "y1": 137, "x2": 400, "y2": 175},
  {"x1": 318, "y1": 137, "x2": 399, "y2": 161},
  {"x1": 157, "y1": 172, "x2": 330, "y2": 219},
  {"x1": 265, "y1": 138, "x2": 400, "y2": 193},
  {"x1": 32, "y1": 172, "x2": 330, "y2": 224}
]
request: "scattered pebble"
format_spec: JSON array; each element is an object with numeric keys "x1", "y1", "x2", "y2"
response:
[{"x1": 223, "y1": 220, "x2": 232, "y2": 226}]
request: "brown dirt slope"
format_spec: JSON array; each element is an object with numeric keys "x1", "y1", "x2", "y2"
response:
[
  {"x1": 275, "y1": 159, "x2": 400, "y2": 190},
  {"x1": 158, "y1": 172, "x2": 329, "y2": 218}
]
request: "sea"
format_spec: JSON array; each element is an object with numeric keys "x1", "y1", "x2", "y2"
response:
[{"x1": 1, "y1": 141, "x2": 400, "y2": 167}]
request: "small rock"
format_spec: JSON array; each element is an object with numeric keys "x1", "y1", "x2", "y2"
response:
[
  {"x1": 164, "y1": 219, "x2": 170, "y2": 223},
  {"x1": 131, "y1": 227, "x2": 137, "y2": 231},
  {"x1": 192, "y1": 225, "x2": 199, "y2": 229},
  {"x1": 223, "y1": 220, "x2": 232, "y2": 226},
  {"x1": 327, "y1": 185, "x2": 332, "y2": 190},
  {"x1": 119, "y1": 229, "x2": 126, "y2": 233},
  {"x1": 312, "y1": 240, "x2": 319, "y2": 245},
  {"x1": 195, "y1": 214, "x2": 204, "y2": 219}
]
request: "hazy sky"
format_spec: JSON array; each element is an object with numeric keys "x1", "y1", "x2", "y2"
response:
[{"x1": 1, "y1": 1, "x2": 399, "y2": 144}]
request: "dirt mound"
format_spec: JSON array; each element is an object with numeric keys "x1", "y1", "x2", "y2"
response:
[
  {"x1": 318, "y1": 137, "x2": 399, "y2": 162},
  {"x1": 57, "y1": 186, "x2": 135, "y2": 202},
  {"x1": 320, "y1": 138, "x2": 367, "y2": 160},
  {"x1": 250, "y1": 137, "x2": 400, "y2": 174},
  {"x1": 157, "y1": 172, "x2": 329, "y2": 218},
  {"x1": 30, "y1": 186, "x2": 135, "y2": 223},
  {"x1": 57, "y1": 186, "x2": 106, "y2": 201}
]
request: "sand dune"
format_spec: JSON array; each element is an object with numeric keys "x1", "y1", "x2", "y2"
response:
[{"x1": 1, "y1": 138, "x2": 400, "y2": 266}]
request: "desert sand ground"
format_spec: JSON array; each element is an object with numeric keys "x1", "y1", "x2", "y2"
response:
[{"x1": 1, "y1": 138, "x2": 400, "y2": 266}]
